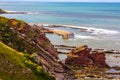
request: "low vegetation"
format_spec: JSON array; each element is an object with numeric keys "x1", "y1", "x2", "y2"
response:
[
  {"x1": 0, "y1": 42, "x2": 53, "y2": 80},
  {"x1": 0, "y1": 16, "x2": 54, "y2": 80}
]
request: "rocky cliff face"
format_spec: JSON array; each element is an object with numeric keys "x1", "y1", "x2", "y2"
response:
[
  {"x1": 65, "y1": 45, "x2": 109, "y2": 68},
  {"x1": 7, "y1": 18, "x2": 58, "y2": 57},
  {"x1": 0, "y1": 16, "x2": 68, "y2": 80}
]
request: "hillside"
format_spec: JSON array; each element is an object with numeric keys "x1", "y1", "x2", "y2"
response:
[
  {"x1": 0, "y1": 16, "x2": 68, "y2": 80},
  {"x1": 0, "y1": 42, "x2": 53, "y2": 80}
]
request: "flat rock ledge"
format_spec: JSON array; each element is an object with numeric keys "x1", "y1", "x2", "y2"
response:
[{"x1": 29, "y1": 24, "x2": 74, "y2": 39}]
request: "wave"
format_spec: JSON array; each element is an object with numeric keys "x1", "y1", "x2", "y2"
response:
[
  {"x1": 86, "y1": 27, "x2": 119, "y2": 35},
  {"x1": 74, "y1": 34, "x2": 96, "y2": 39},
  {"x1": 3, "y1": 10, "x2": 119, "y2": 35},
  {"x1": 4, "y1": 10, "x2": 17, "y2": 12},
  {"x1": 61, "y1": 25, "x2": 120, "y2": 35},
  {"x1": 5, "y1": 10, "x2": 50, "y2": 15},
  {"x1": 42, "y1": 24, "x2": 120, "y2": 40},
  {"x1": 4, "y1": 10, "x2": 39, "y2": 14},
  {"x1": 26, "y1": 12, "x2": 39, "y2": 14},
  {"x1": 4, "y1": 10, "x2": 27, "y2": 14}
]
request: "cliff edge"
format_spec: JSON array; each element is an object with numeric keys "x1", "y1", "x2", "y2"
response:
[{"x1": 0, "y1": 16, "x2": 69, "y2": 80}]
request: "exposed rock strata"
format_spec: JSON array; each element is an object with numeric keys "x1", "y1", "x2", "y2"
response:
[
  {"x1": 65, "y1": 45, "x2": 110, "y2": 68},
  {"x1": 0, "y1": 16, "x2": 70, "y2": 80}
]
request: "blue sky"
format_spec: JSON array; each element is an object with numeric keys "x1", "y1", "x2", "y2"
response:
[{"x1": 1, "y1": 0, "x2": 120, "y2": 2}]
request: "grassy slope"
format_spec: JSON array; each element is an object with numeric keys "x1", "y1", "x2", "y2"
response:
[
  {"x1": 0, "y1": 42, "x2": 53, "y2": 80},
  {"x1": 0, "y1": 16, "x2": 55, "y2": 80}
]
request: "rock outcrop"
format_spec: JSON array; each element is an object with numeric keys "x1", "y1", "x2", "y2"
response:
[
  {"x1": 41, "y1": 28, "x2": 74, "y2": 39},
  {"x1": 0, "y1": 9, "x2": 7, "y2": 14},
  {"x1": 0, "y1": 16, "x2": 69, "y2": 80},
  {"x1": 0, "y1": 9, "x2": 27, "y2": 14},
  {"x1": 65, "y1": 45, "x2": 109, "y2": 68}
]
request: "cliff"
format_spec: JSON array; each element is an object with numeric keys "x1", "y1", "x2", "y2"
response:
[{"x1": 0, "y1": 16, "x2": 68, "y2": 80}]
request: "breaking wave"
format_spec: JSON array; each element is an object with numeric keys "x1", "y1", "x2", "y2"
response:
[{"x1": 61, "y1": 25, "x2": 119, "y2": 35}]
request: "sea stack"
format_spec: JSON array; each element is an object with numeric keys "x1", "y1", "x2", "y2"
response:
[{"x1": 65, "y1": 45, "x2": 110, "y2": 68}]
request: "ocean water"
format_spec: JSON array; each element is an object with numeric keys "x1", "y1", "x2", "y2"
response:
[{"x1": 0, "y1": 2, "x2": 120, "y2": 50}]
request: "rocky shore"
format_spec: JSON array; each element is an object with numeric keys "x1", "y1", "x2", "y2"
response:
[
  {"x1": 65, "y1": 45, "x2": 110, "y2": 68},
  {"x1": 0, "y1": 9, "x2": 27, "y2": 14},
  {"x1": 29, "y1": 22, "x2": 120, "y2": 79},
  {"x1": 1, "y1": 14, "x2": 120, "y2": 79},
  {"x1": 31, "y1": 24, "x2": 74, "y2": 39},
  {"x1": 0, "y1": 16, "x2": 73, "y2": 80},
  {"x1": 62, "y1": 45, "x2": 120, "y2": 79},
  {"x1": 55, "y1": 44, "x2": 120, "y2": 54}
]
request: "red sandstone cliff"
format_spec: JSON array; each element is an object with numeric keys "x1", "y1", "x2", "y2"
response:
[{"x1": 0, "y1": 16, "x2": 68, "y2": 80}]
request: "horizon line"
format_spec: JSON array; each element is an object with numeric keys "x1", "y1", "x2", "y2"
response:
[{"x1": 1, "y1": 1, "x2": 120, "y2": 3}]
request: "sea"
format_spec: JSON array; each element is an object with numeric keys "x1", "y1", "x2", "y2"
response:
[{"x1": 0, "y1": 2, "x2": 120, "y2": 50}]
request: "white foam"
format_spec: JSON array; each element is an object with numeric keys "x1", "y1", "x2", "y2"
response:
[
  {"x1": 43, "y1": 24, "x2": 49, "y2": 26},
  {"x1": 61, "y1": 25, "x2": 119, "y2": 35},
  {"x1": 74, "y1": 34, "x2": 95, "y2": 39},
  {"x1": 5, "y1": 10, "x2": 27, "y2": 14},
  {"x1": 5, "y1": 10, "x2": 17, "y2": 12},
  {"x1": 27, "y1": 12, "x2": 38, "y2": 14},
  {"x1": 29, "y1": 23, "x2": 120, "y2": 35},
  {"x1": 87, "y1": 27, "x2": 119, "y2": 34}
]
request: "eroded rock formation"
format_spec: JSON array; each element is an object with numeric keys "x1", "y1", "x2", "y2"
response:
[
  {"x1": 0, "y1": 16, "x2": 69, "y2": 80},
  {"x1": 65, "y1": 45, "x2": 110, "y2": 68}
]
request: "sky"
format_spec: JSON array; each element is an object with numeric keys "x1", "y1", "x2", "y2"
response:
[{"x1": 1, "y1": 0, "x2": 120, "y2": 2}]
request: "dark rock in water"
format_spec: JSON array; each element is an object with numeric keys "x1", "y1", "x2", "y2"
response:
[
  {"x1": 0, "y1": 9, "x2": 7, "y2": 14},
  {"x1": 105, "y1": 50, "x2": 120, "y2": 54},
  {"x1": 65, "y1": 45, "x2": 110, "y2": 68},
  {"x1": 0, "y1": 9, "x2": 27, "y2": 14}
]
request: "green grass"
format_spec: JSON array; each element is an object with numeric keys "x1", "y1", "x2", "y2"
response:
[
  {"x1": 0, "y1": 16, "x2": 55, "y2": 80},
  {"x1": 0, "y1": 42, "x2": 54, "y2": 80}
]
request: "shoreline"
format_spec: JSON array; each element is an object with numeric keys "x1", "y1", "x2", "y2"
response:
[
  {"x1": 1, "y1": 13, "x2": 120, "y2": 79},
  {"x1": 28, "y1": 22, "x2": 120, "y2": 35},
  {"x1": 55, "y1": 44, "x2": 120, "y2": 54},
  {"x1": 0, "y1": 9, "x2": 27, "y2": 14},
  {"x1": 28, "y1": 22, "x2": 120, "y2": 51},
  {"x1": 29, "y1": 23, "x2": 74, "y2": 39},
  {"x1": 1, "y1": 5, "x2": 120, "y2": 79}
]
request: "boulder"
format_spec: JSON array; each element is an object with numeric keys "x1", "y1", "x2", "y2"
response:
[{"x1": 65, "y1": 45, "x2": 109, "y2": 68}]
